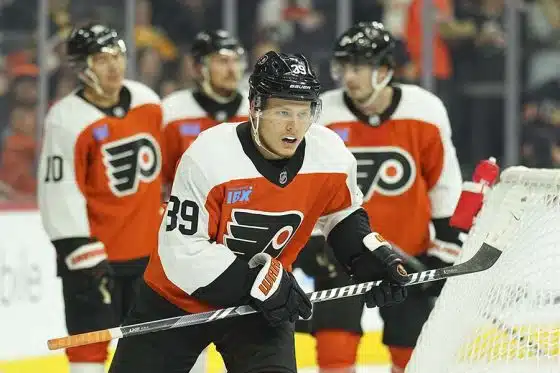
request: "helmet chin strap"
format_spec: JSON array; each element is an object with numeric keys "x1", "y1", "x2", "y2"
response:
[
  {"x1": 361, "y1": 68, "x2": 394, "y2": 108},
  {"x1": 249, "y1": 112, "x2": 284, "y2": 159},
  {"x1": 80, "y1": 56, "x2": 118, "y2": 99}
]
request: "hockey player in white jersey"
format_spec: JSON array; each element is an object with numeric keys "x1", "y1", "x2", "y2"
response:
[
  {"x1": 37, "y1": 23, "x2": 163, "y2": 373},
  {"x1": 161, "y1": 30, "x2": 249, "y2": 185}
]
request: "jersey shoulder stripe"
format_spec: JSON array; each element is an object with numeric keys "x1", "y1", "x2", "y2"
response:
[
  {"x1": 124, "y1": 79, "x2": 161, "y2": 108},
  {"x1": 182, "y1": 122, "x2": 257, "y2": 188},
  {"x1": 162, "y1": 89, "x2": 207, "y2": 125},
  {"x1": 303, "y1": 124, "x2": 355, "y2": 175},
  {"x1": 162, "y1": 89, "x2": 251, "y2": 127},
  {"x1": 47, "y1": 80, "x2": 161, "y2": 139},
  {"x1": 317, "y1": 88, "x2": 354, "y2": 126},
  {"x1": 393, "y1": 84, "x2": 450, "y2": 133}
]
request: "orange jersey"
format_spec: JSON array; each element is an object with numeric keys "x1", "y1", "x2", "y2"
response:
[
  {"x1": 144, "y1": 122, "x2": 362, "y2": 313},
  {"x1": 161, "y1": 89, "x2": 249, "y2": 183},
  {"x1": 318, "y1": 84, "x2": 462, "y2": 256},
  {"x1": 38, "y1": 80, "x2": 163, "y2": 262}
]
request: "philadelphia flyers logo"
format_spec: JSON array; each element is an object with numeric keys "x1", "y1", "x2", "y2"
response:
[
  {"x1": 351, "y1": 146, "x2": 416, "y2": 200},
  {"x1": 223, "y1": 209, "x2": 304, "y2": 259},
  {"x1": 102, "y1": 133, "x2": 161, "y2": 197}
]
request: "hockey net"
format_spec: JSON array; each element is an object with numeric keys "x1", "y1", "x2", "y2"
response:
[{"x1": 406, "y1": 167, "x2": 560, "y2": 373}]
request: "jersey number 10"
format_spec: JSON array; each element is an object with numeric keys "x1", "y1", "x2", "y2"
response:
[{"x1": 44, "y1": 155, "x2": 64, "y2": 183}]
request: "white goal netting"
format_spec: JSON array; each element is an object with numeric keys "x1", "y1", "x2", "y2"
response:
[{"x1": 406, "y1": 167, "x2": 560, "y2": 373}]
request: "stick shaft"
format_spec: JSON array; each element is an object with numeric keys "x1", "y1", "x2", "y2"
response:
[{"x1": 47, "y1": 243, "x2": 501, "y2": 351}]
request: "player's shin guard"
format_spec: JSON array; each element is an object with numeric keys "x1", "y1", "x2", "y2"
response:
[
  {"x1": 388, "y1": 346, "x2": 413, "y2": 373},
  {"x1": 316, "y1": 330, "x2": 360, "y2": 373},
  {"x1": 67, "y1": 342, "x2": 109, "y2": 373}
]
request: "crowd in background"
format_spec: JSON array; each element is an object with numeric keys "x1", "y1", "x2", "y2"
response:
[{"x1": 0, "y1": 0, "x2": 558, "y2": 204}]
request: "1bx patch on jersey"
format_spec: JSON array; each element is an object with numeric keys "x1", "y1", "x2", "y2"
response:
[{"x1": 102, "y1": 133, "x2": 162, "y2": 197}]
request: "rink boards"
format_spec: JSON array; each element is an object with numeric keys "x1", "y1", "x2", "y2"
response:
[{"x1": 0, "y1": 210, "x2": 388, "y2": 372}]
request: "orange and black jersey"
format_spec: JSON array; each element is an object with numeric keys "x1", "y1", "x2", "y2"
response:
[
  {"x1": 38, "y1": 80, "x2": 163, "y2": 271},
  {"x1": 144, "y1": 121, "x2": 367, "y2": 314},
  {"x1": 161, "y1": 89, "x2": 249, "y2": 184},
  {"x1": 318, "y1": 84, "x2": 462, "y2": 256}
]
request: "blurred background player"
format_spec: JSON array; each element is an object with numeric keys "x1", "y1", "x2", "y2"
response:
[
  {"x1": 109, "y1": 51, "x2": 408, "y2": 373},
  {"x1": 297, "y1": 21, "x2": 464, "y2": 373},
  {"x1": 161, "y1": 29, "x2": 249, "y2": 186},
  {"x1": 37, "y1": 23, "x2": 163, "y2": 373}
]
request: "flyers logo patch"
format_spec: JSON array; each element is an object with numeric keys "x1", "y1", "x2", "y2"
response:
[
  {"x1": 224, "y1": 209, "x2": 303, "y2": 259},
  {"x1": 351, "y1": 146, "x2": 416, "y2": 199},
  {"x1": 102, "y1": 133, "x2": 161, "y2": 197}
]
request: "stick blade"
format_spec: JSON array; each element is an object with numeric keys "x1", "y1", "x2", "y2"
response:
[{"x1": 441, "y1": 242, "x2": 502, "y2": 278}]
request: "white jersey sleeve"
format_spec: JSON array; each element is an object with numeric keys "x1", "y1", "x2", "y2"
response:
[
  {"x1": 38, "y1": 104, "x2": 91, "y2": 240},
  {"x1": 159, "y1": 153, "x2": 240, "y2": 296}
]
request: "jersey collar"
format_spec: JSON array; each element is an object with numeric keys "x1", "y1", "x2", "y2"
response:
[
  {"x1": 343, "y1": 85, "x2": 402, "y2": 126},
  {"x1": 236, "y1": 122, "x2": 306, "y2": 188},
  {"x1": 193, "y1": 89, "x2": 243, "y2": 122}
]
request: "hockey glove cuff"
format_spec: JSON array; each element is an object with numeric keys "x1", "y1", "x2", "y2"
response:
[
  {"x1": 248, "y1": 253, "x2": 312, "y2": 326},
  {"x1": 349, "y1": 233, "x2": 409, "y2": 284},
  {"x1": 429, "y1": 218, "x2": 464, "y2": 267},
  {"x1": 53, "y1": 238, "x2": 114, "y2": 307}
]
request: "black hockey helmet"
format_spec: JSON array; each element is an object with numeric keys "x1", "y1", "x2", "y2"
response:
[
  {"x1": 332, "y1": 21, "x2": 395, "y2": 72},
  {"x1": 249, "y1": 51, "x2": 321, "y2": 108},
  {"x1": 66, "y1": 23, "x2": 126, "y2": 67},
  {"x1": 190, "y1": 30, "x2": 245, "y2": 64}
]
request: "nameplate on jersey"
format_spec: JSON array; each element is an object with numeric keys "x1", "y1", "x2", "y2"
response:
[
  {"x1": 101, "y1": 133, "x2": 162, "y2": 197},
  {"x1": 223, "y1": 209, "x2": 304, "y2": 259},
  {"x1": 351, "y1": 146, "x2": 416, "y2": 200}
]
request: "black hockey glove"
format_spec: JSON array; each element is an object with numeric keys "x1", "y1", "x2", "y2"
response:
[
  {"x1": 54, "y1": 238, "x2": 114, "y2": 306},
  {"x1": 349, "y1": 233, "x2": 409, "y2": 308},
  {"x1": 248, "y1": 253, "x2": 312, "y2": 326}
]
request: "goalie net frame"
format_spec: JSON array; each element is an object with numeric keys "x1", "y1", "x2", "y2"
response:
[{"x1": 406, "y1": 166, "x2": 560, "y2": 373}]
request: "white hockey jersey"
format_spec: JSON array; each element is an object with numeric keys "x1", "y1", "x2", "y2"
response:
[
  {"x1": 38, "y1": 80, "x2": 163, "y2": 262},
  {"x1": 144, "y1": 121, "x2": 362, "y2": 313},
  {"x1": 161, "y1": 89, "x2": 249, "y2": 183}
]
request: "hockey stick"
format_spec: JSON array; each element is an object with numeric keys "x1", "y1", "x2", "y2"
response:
[{"x1": 47, "y1": 242, "x2": 501, "y2": 351}]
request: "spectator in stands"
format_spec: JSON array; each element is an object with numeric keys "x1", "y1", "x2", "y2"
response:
[
  {"x1": 405, "y1": 0, "x2": 478, "y2": 101},
  {"x1": 8, "y1": 64, "x2": 38, "y2": 107},
  {"x1": 135, "y1": 0, "x2": 178, "y2": 63},
  {"x1": 0, "y1": 105, "x2": 38, "y2": 200}
]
